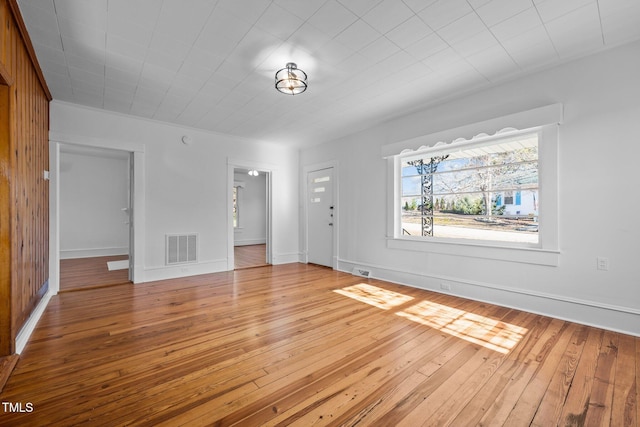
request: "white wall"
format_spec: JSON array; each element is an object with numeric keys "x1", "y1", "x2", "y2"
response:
[
  {"x1": 59, "y1": 149, "x2": 129, "y2": 258},
  {"x1": 233, "y1": 171, "x2": 266, "y2": 246},
  {"x1": 300, "y1": 40, "x2": 640, "y2": 336},
  {"x1": 50, "y1": 102, "x2": 299, "y2": 281}
]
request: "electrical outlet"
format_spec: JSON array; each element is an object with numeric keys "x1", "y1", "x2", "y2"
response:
[
  {"x1": 596, "y1": 257, "x2": 609, "y2": 271},
  {"x1": 440, "y1": 282, "x2": 451, "y2": 291}
]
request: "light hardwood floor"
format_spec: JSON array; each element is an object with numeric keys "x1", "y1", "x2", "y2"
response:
[
  {"x1": 0, "y1": 264, "x2": 637, "y2": 426},
  {"x1": 60, "y1": 255, "x2": 131, "y2": 291},
  {"x1": 234, "y1": 244, "x2": 268, "y2": 269}
]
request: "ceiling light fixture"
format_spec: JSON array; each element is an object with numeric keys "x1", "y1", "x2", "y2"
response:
[
  {"x1": 248, "y1": 169, "x2": 259, "y2": 176},
  {"x1": 275, "y1": 62, "x2": 307, "y2": 95}
]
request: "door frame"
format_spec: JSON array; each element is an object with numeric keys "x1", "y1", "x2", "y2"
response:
[
  {"x1": 303, "y1": 161, "x2": 338, "y2": 269},
  {"x1": 49, "y1": 132, "x2": 146, "y2": 294},
  {"x1": 226, "y1": 159, "x2": 273, "y2": 271}
]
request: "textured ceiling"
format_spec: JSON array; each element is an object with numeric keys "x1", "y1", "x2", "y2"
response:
[{"x1": 17, "y1": 0, "x2": 640, "y2": 148}]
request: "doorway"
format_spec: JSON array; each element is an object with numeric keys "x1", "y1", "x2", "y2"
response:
[
  {"x1": 232, "y1": 167, "x2": 270, "y2": 269},
  {"x1": 306, "y1": 167, "x2": 334, "y2": 268},
  {"x1": 58, "y1": 145, "x2": 133, "y2": 291}
]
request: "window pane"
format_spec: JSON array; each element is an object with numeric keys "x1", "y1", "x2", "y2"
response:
[
  {"x1": 432, "y1": 162, "x2": 538, "y2": 195},
  {"x1": 401, "y1": 197, "x2": 421, "y2": 236},
  {"x1": 432, "y1": 213, "x2": 538, "y2": 243},
  {"x1": 490, "y1": 163, "x2": 538, "y2": 190},
  {"x1": 402, "y1": 176, "x2": 422, "y2": 196},
  {"x1": 437, "y1": 139, "x2": 537, "y2": 173},
  {"x1": 401, "y1": 162, "x2": 421, "y2": 177},
  {"x1": 434, "y1": 193, "x2": 486, "y2": 215}
]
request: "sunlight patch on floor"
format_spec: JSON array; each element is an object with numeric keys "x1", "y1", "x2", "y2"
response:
[
  {"x1": 396, "y1": 300, "x2": 528, "y2": 354},
  {"x1": 334, "y1": 283, "x2": 414, "y2": 310},
  {"x1": 334, "y1": 284, "x2": 528, "y2": 353}
]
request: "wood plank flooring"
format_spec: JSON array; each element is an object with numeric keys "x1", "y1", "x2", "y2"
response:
[
  {"x1": 234, "y1": 244, "x2": 268, "y2": 269},
  {"x1": 0, "y1": 263, "x2": 637, "y2": 426},
  {"x1": 0, "y1": 354, "x2": 18, "y2": 393},
  {"x1": 60, "y1": 255, "x2": 131, "y2": 291}
]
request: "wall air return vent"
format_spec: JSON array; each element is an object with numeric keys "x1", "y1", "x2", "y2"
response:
[
  {"x1": 352, "y1": 267, "x2": 372, "y2": 278},
  {"x1": 166, "y1": 234, "x2": 197, "y2": 265}
]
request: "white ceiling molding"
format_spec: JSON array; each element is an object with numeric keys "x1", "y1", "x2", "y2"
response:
[
  {"x1": 49, "y1": 130, "x2": 146, "y2": 153},
  {"x1": 381, "y1": 103, "x2": 563, "y2": 159}
]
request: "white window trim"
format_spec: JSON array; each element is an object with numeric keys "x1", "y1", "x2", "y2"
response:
[{"x1": 384, "y1": 104, "x2": 562, "y2": 266}]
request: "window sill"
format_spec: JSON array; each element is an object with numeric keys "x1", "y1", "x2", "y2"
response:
[{"x1": 387, "y1": 237, "x2": 559, "y2": 266}]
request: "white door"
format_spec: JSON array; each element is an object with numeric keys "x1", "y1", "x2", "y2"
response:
[{"x1": 307, "y1": 168, "x2": 334, "y2": 267}]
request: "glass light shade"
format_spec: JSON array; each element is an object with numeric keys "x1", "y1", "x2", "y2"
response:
[{"x1": 275, "y1": 62, "x2": 307, "y2": 95}]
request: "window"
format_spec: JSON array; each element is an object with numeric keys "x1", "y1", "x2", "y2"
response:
[
  {"x1": 400, "y1": 131, "x2": 540, "y2": 245},
  {"x1": 503, "y1": 191, "x2": 514, "y2": 205},
  {"x1": 233, "y1": 185, "x2": 241, "y2": 228},
  {"x1": 385, "y1": 104, "x2": 560, "y2": 265}
]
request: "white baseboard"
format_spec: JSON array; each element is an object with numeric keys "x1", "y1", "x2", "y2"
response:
[
  {"x1": 16, "y1": 285, "x2": 54, "y2": 354},
  {"x1": 143, "y1": 259, "x2": 228, "y2": 282},
  {"x1": 60, "y1": 247, "x2": 129, "y2": 259},
  {"x1": 273, "y1": 252, "x2": 303, "y2": 265},
  {"x1": 337, "y1": 258, "x2": 640, "y2": 337},
  {"x1": 234, "y1": 239, "x2": 266, "y2": 246},
  {"x1": 144, "y1": 254, "x2": 301, "y2": 281}
]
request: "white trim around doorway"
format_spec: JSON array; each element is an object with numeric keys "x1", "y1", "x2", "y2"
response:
[
  {"x1": 49, "y1": 131, "x2": 146, "y2": 293},
  {"x1": 226, "y1": 158, "x2": 274, "y2": 271}
]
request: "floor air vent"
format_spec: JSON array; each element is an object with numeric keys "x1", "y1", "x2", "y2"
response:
[
  {"x1": 166, "y1": 234, "x2": 197, "y2": 265},
  {"x1": 352, "y1": 267, "x2": 371, "y2": 278}
]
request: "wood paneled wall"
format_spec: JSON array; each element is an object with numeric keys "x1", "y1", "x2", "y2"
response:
[{"x1": 0, "y1": 0, "x2": 51, "y2": 356}]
